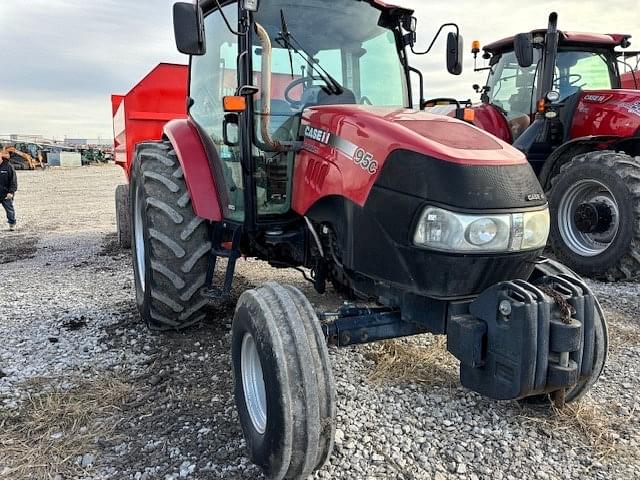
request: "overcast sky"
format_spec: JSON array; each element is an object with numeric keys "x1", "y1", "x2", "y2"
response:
[{"x1": 1, "y1": 1, "x2": 638, "y2": 140}]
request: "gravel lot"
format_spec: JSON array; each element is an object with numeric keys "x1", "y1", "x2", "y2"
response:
[{"x1": 1, "y1": 165, "x2": 639, "y2": 480}]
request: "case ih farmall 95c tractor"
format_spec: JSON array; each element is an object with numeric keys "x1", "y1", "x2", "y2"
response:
[
  {"x1": 466, "y1": 13, "x2": 640, "y2": 281},
  {"x1": 120, "y1": 1, "x2": 608, "y2": 478}
]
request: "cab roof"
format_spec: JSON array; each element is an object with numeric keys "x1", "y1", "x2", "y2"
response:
[
  {"x1": 200, "y1": 0, "x2": 413, "y2": 16},
  {"x1": 484, "y1": 30, "x2": 632, "y2": 55}
]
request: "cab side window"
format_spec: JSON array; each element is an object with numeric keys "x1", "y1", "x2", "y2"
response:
[{"x1": 189, "y1": 4, "x2": 244, "y2": 222}]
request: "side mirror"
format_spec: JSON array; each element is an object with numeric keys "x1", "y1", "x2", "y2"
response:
[
  {"x1": 173, "y1": 2, "x2": 206, "y2": 55},
  {"x1": 514, "y1": 33, "x2": 534, "y2": 68},
  {"x1": 223, "y1": 114, "x2": 240, "y2": 147},
  {"x1": 447, "y1": 32, "x2": 463, "y2": 75}
]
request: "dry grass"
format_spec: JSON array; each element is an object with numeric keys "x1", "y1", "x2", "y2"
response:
[
  {"x1": 364, "y1": 336, "x2": 458, "y2": 387},
  {"x1": 606, "y1": 314, "x2": 640, "y2": 351},
  {"x1": 0, "y1": 375, "x2": 132, "y2": 479},
  {"x1": 520, "y1": 400, "x2": 635, "y2": 461}
]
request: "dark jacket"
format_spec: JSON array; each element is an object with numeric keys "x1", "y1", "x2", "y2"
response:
[{"x1": 0, "y1": 159, "x2": 18, "y2": 200}]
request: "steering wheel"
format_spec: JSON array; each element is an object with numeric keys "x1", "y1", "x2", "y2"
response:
[
  {"x1": 284, "y1": 76, "x2": 323, "y2": 109},
  {"x1": 556, "y1": 73, "x2": 583, "y2": 87}
]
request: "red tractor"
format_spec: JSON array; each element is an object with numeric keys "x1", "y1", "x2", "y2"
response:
[
  {"x1": 468, "y1": 13, "x2": 640, "y2": 280},
  {"x1": 119, "y1": 2, "x2": 607, "y2": 478}
]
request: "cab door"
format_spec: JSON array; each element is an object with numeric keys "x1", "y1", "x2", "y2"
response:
[{"x1": 189, "y1": 2, "x2": 244, "y2": 222}]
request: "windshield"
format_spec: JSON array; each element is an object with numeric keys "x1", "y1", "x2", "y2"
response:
[
  {"x1": 487, "y1": 48, "x2": 616, "y2": 116},
  {"x1": 554, "y1": 51, "x2": 614, "y2": 99},
  {"x1": 252, "y1": 0, "x2": 408, "y2": 111},
  {"x1": 486, "y1": 50, "x2": 539, "y2": 119}
]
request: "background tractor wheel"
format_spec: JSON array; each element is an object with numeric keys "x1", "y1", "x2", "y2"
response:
[
  {"x1": 130, "y1": 141, "x2": 212, "y2": 330},
  {"x1": 548, "y1": 151, "x2": 640, "y2": 280},
  {"x1": 115, "y1": 184, "x2": 131, "y2": 249},
  {"x1": 231, "y1": 283, "x2": 335, "y2": 480},
  {"x1": 525, "y1": 259, "x2": 608, "y2": 404}
]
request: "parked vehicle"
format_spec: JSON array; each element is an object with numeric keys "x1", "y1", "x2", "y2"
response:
[{"x1": 465, "y1": 13, "x2": 640, "y2": 280}]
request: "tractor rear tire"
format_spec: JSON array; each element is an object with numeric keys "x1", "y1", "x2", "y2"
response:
[
  {"x1": 548, "y1": 151, "x2": 640, "y2": 280},
  {"x1": 115, "y1": 184, "x2": 131, "y2": 249},
  {"x1": 231, "y1": 283, "x2": 335, "y2": 480},
  {"x1": 526, "y1": 259, "x2": 608, "y2": 404},
  {"x1": 130, "y1": 141, "x2": 212, "y2": 330}
]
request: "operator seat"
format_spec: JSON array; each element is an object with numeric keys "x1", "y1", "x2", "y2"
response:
[
  {"x1": 272, "y1": 86, "x2": 358, "y2": 142},
  {"x1": 300, "y1": 85, "x2": 357, "y2": 109}
]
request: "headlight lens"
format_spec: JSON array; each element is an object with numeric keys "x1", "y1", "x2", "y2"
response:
[{"x1": 413, "y1": 207, "x2": 549, "y2": 253}]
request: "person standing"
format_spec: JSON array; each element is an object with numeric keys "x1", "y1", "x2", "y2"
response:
[{"x1": 0, "y1": 149, "x2": 18, "y2": 231}]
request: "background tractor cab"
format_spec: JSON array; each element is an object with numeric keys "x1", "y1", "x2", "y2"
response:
[
  {"x1": 472, "y1": 13, "x2": 639, "y2": 152},
  {"x1": 466, "y1": 13, "x2": 640, "y2": 281}
]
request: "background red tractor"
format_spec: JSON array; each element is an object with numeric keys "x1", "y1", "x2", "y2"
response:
[
  {"x1": 115, "y1": 2, "x2": 608, "y2": 478},
  {"x1": 466, "y1": 13, "x2": 640, "y2": 281}
]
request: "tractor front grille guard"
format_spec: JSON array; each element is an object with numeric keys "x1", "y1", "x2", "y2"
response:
[{"x1": 322, "y1": 275, "x2": 596, "y2": 402}]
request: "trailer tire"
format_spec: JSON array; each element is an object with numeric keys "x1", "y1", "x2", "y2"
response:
[
  {"x1": 115, "y1": 184, "x2": 131, "y2": 249},
  {"x1": 231, "y1": 283, "x2": 335, "y2": 480},
  {"x1": 548, "y1": 151, "x2": 640, "y2": 281},
  {"x1": 130, "y1": 141, "x2": 211, "y2": 331},
  {"x1": 525, "y1": 259, "x2": 608, "y2": 404}
]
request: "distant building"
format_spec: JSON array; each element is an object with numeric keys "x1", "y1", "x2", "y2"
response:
[
  {"x1": 64, "y1": 137, "x2": 111, "y2": 147},
  {"x1": 64, "y1": 138, "x2": 88, "y2": 146}
]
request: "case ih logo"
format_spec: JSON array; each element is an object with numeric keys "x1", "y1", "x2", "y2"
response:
[
  {"x1": 583, "y1": 94, "x2": 610, "y2": 103},
  {"x1": 304, "y1": 126, "x2": 331, "y2": 144},
  {"x1": 303, "y1": 125, "x2": 379, "y2": 175}
]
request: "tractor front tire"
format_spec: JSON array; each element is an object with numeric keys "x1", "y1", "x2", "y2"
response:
[
  {"x1": 115, "y1": 184, "x2": 131, "y2": 249},
  {"x1": 231, "y1": 283, "x2": 336, "y2": 480},
  {"x1": 548, "y1": 151, "x2": 640, "y2": 280},
  {"x1": 130, "y1": 141, "x2": 212, "y2": 330}
]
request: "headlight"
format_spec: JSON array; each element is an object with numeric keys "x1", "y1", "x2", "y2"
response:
[{"x1": 413, "y1": 206, "x2": 549, "y2": 253}]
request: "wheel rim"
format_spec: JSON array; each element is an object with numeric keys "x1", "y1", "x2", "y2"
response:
[
  {"x1": 557, "y1": 179, "x2": 620, "y2": 257},
  {"x1": 241, "y1": 333, "x2": 267, "y2": 434},
  {"x1": 134, "y1": 182, "x2": 146, "y2": 292}
]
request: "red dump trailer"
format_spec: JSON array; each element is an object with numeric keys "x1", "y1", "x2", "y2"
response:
[
  {"x1": 112, "y1": 63, "x2": 188, "y2": 247},
  {"x1": 111, "y1": 63, "x2": 188, "y2": 176}
]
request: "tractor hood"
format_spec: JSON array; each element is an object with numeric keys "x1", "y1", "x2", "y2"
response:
[
  {"x1": 571, "y1": 89, "x2": 640, "y2": 139},
  {"x1": 293, "y1": 105, "x2": 546, "y2": 214},
  {"x1": 300, "y1": 105, "x2": 526, "y2": 167}
]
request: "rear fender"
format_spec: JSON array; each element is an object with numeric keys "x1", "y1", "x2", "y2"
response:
[
  {"x1": 538, "y1": 136, "x2": 618, "y2": 190},
  {"x1": 163, "y1": 118, "x2": 222, "y2": 221}
]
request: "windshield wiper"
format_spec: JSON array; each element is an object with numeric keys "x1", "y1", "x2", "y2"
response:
[{"x1": 276, "y1": 10, "x2": 343, "y2": 95}]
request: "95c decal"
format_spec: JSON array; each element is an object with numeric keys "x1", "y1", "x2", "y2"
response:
[{"x1": 353, "y1": 148, "x2": 378, "y2": 175}]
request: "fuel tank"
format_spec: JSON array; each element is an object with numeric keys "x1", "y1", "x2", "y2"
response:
[
  {"x1": 292, "y1": 105, "x2": 541, "y2": 215},
  {"x1": 570, "y1": 89, "x2": 640, "y2": 139}
]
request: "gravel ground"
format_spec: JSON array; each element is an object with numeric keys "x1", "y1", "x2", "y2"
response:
[{"x1": 0, "y1": 165, "x2": 639, "y2": 480}]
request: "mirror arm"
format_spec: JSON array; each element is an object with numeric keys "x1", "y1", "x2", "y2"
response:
[
  {"x1": 212, "y1": 0, "x2": 248, "y2": 36},
  {"x1": 411, "y1": 23, "x2": 459, "y2": 56}
]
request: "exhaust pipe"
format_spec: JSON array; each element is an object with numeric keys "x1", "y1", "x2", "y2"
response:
[
  {"x1": 537, "y1": 12, "x2": 559, "y2": 101},
  {"x1": 254, "y1": 22, "x2": 284, "y2": 152}
]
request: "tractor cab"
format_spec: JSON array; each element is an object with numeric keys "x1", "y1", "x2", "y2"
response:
[
  {"x1": 177, "y1": 0, "x2": 464, "y2": 229},
  {"x1": 184, "y1": 0, "x2": 415, "y2": 225},
  {"x1": 473, "y1": 15, "x2": 637, "y2": 147}
]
